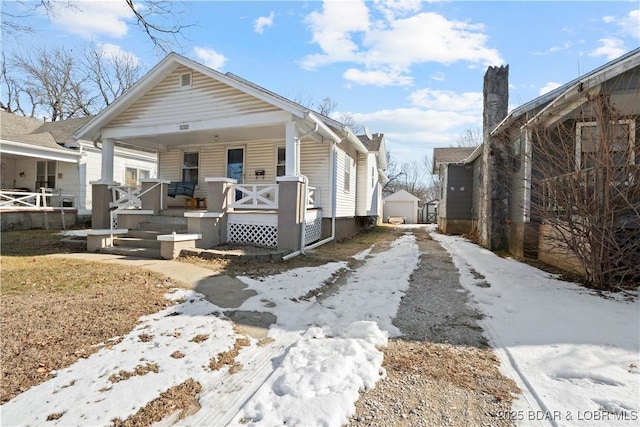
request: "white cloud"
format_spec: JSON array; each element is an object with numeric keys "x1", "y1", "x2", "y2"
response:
[
  {"x1": 97, "y1": 43, "x2": 140, "y2": 66},
  {"x1": 301, "y1": 0, "x2": 370, "y2": 69},
  {"x1": 409, "y1": 88, "x2": 482, "y2": 112},
  {"x1": 589, "y1": 38, "x2": 627, "y2": 60},
  {"x1": 300, "y1": 1, "x2": 503, "y2": 86},
  {"x1": 254, "y1": 12, "x2": 275, "y2": 34},
  {"x1": 343, "y1": 67, "x2": 413, "y2": 86},
  {"x1": 611, "y1": 9, "x2": 640, "y2": 38},
  {"x1": 352, "y1": 107, "x2": 479, "y2": 134},
  {"x1": 48, "y1": 0, "x2": 133, "y2": 39},
  {"x1": 538, "y1": 82, "x2": 562, "y2": 96},
  {"x1": 194, "y1": 47, "x2": 227, "y2": 70}
]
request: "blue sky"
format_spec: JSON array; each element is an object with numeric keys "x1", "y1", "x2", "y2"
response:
[{"x1": 2, "y1": 0, "x2": 639, "y2": 168}]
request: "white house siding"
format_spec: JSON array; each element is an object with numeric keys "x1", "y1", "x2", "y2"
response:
[
  {"x1": 335, "y1": 144, "x2": 357, "y2": 218},
  {"x1": 356, "y1": 152, "x2": 379, "y2": 216},
  {"x1": 300, "y1": 140, "x2": 331, "y2": 216},
  {"x1": 107, "y1": 66, "x2": 279, "y2": 130}
]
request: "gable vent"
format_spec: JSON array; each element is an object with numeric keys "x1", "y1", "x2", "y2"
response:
[
  {"x1": 180, "y1": 72, "x2": 192, "y2": 88},
  {"x1": 179, "y1": 124, "x2": 190, "y2": 131}
]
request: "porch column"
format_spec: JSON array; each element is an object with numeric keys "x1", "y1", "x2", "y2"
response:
[
  {"x1": 277, "y1": 176, "x2": 304, "y2": 252},
  {"x1": 285, "y1": 121, "x2": 299, "y2": 176},
  {"x1": 101, "y1": 138, "x2": 115, "y2": 183}
]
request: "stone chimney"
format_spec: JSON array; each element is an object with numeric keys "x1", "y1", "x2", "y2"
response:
[{"x1": 479, "y1": 65, "x2": 510, "y2": 250}]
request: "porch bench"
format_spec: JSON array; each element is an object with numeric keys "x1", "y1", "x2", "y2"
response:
[{"x1": 167, "y1": 181, "x2": 206, "y2": 209}]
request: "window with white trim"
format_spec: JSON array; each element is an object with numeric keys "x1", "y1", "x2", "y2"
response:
[
  {"x1": 182, "y1": 152, "x2": 199, "y2": 183},
  {"x1": 125, "y1": 167, "x2": 150, "y2": 186},
  {"x1": 36, "y1": 160, "x2": 56, "y2": 188},
  {"x1": 344, "y1": 154, "x2": 351, "y2": 192},
  {"x1": 576, "y1": 120, "x2": 635, "y2": 169},
  {"x1": 276, "y1": 147, "x2": 286, "y2": 177}
]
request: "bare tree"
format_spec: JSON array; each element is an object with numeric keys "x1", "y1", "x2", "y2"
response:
[
  {"x1": 529, "y1": 93, "x2": 639, "y2": 289},
  {"x1": 1, "y1": 0, "x2": 191, "y2": 52},
  {"x1": 12, "y1": 47, "x2": 93, "y2": 120},
  {"x1": 83, "y1": 43, "x2": 141, "y2": 108},
  {"x1": 457, "y1": 127, "x2": 482, "y2": 147}
]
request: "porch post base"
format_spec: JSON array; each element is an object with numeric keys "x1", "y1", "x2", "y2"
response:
[
  {"x1": 185, "y1": 212, "x2": 224, "y2": 248},
  {"x1": 277, "y1": 177, "x2": 304, "y2": 252},
  {"x1": 90, "y1": 182, "x2": 117, "y2": 229}
]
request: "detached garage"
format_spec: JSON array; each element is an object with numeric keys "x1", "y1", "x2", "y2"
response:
[{"x1": 383, "y1": 190, "x2": 420, "y2": 224}]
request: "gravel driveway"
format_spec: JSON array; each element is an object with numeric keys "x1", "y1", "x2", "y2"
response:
[{"x1": 349, "y1": 226, "x2": 520, "y2": 426}]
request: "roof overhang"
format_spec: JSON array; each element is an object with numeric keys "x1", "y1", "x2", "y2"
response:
[{"x1": 0, "y1": 139, "x2": 81, "y2": 163}]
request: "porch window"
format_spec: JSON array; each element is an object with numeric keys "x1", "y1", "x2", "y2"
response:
[
  {"x1": 36, "y1": 160, "x2": 56, "y2": 189},
  {"x1": 276, "y1": 147, "x2": 286, "y2": 177},
  {"x1": 344, "y1": 154, "x2": 351, "y2": 192},
  {"x1": 182, "y1": 152, "x2": 199, "y2": 183},
  {"x1": 124, "y1": 167, "x2": 150, "y2": 186},
  {"x1": 576, "y1": 120, "x2": 635, "y2": 169}
]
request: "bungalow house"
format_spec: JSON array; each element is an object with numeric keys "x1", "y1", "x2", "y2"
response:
[
  {"x1": 0, "y1": 111, "x2": 157, "y2": 230},
  {"x1": 432, "y1": 147, "x2": 477, "y2": 234},
  {"x1": 435, "y1": 48, "x2": 639, "y2": 282},
  {"x1": 74, "y1": 52, "x2": 388, "y2": 257}
]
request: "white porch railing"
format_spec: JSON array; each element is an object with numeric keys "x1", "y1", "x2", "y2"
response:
[
  {"x1": 109, "y1": 181, "x2": 164, "y2": 210},
  {"x1": 306, "y1": 186, "x2": 321, "y2": 209},
  {"x1": 231, "y1": 184, "x2": 278, "y2": 210},
  {"x1": 0, "y1": 188, "x2": 76, "y2": 211}
]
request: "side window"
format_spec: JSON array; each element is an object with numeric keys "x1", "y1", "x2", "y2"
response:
[
  {"x1": 344, "y1": 154, "x2": 351, "y2": 192},
  {"x1": 125, "y1": 167, "x2": 150, "y2": 186},
  {"x1": 182, "y1": 152, "x2": 199, "y2": 183},
  {"x1": 36, "y1": 160, "x2": 56, "y2": 188},
  {"x1": 277, "y1": 147, "x2": 286, "y2": 177}
]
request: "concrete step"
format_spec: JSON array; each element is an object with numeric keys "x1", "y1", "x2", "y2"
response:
[
  {"x1": 144, "y1": 215, "x2": 188, "y2": 225},
  {"x1": 114, "y1": 237, "x2": 161, "y2": 249},
  {"x1": 100, "y1": 246, "x2": 161, "y2": 259},
  {"x1": 127, "y1": 229, "x2": 162, "y2": 239},
  {"x1": 138, "y1": 222, "x2": 187, "y2": 233}
]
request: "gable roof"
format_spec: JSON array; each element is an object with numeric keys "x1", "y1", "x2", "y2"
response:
[
  {"x1": 491, "y1": 47, "x2": 640, "y2": 136},
  {"x1": 432, "y1": 147, "x2": 477, "y2": 173},
  {"x1": 74, "y1": 52, "x2": 368, "y2": 155},
  {"x1": 383, "y1": 189, "x2": 421, "y2": 202}
]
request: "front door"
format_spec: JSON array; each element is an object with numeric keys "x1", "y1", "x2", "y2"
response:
[{"x1": 227, "y1": 148, "x2": 244, "y2": 183}]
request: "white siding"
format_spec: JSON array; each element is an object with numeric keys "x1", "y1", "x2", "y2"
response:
[
  {"x1": 108, "y1": 66, "x2": 279, "y2": 130},
  {"x1": 300, "y1": 141, "x2": 331, "y2": 216},
  {"x1": 356, "y1": 152, "x2": 379, "y2": 216}
]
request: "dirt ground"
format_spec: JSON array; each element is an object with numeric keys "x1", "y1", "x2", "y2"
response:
[{"x1": 1, "y1": 226, "x2": 518, "y2": 426}]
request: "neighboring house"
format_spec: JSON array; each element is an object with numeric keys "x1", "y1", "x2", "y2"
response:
[
  {"x1": 74, "y1": 52, "x2": 388, "y2": 256},
  {"x1": 435, "y1": 48, "x2": 640, "y2": 277},
  {"x1": 0, "y1": 111, "x2": 158, "y2": 230},
  {"x1": 383, "y1": 189, "x2": 420, "y2": 224},
  {"x1": 432, "y1": 147, "x2": 477, "y2": 234}
]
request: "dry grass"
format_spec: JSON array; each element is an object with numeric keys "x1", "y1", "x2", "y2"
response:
[
  {"x1": 111, "y1": 379, "x2": 203, "y2": 427},
  {"x1": 0, "y1": 231, "x2": 188, "y2": 404}
]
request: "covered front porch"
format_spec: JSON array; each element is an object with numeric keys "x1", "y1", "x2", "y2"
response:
[{"x1": 89, "y1": 175, "x2": 324, "y2": 258}]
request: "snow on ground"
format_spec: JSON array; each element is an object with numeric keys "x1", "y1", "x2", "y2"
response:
[
  {"x1": 1, "y1": 231, "x2": 421, "y2": 427},
  {"x1": 431, "y1": 231, "x2": 640, "y2": 427}
]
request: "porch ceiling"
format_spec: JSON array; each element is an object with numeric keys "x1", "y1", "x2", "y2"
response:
[{"x1": 115, "y1": 123, "x2": 287, "y2": 152}]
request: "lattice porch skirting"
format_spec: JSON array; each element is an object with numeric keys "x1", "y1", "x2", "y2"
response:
[{"x1": 227, "y1": 213, "x2": 278, "y2": 247}]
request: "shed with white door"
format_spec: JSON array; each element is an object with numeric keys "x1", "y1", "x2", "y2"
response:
[{"x1": 383, "y1": 190, "x2": 420, "y2": 224}]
